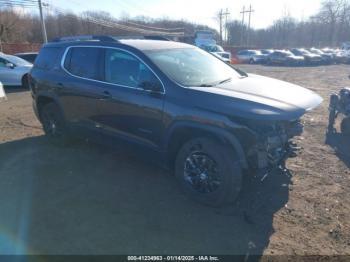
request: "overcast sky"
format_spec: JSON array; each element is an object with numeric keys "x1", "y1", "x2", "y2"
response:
[{"x1": 46, "y1": 0, "x2": 322, "y2": 30}]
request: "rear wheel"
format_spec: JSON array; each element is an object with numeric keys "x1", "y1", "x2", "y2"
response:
[
  {"x1": 249, "y1": 58, "x2": 254, "y2": 64},
  {"x1": 40, "y1": 102, "x2": 70, "y2": 145},
  {"x1": 341, "y1": 117, "x2": 350, "y2": 136},
  {"x1": 175, "y1": 137, "x2": 242, "y2": 207}
]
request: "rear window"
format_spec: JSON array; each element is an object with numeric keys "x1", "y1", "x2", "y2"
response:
[
  {"x1": 34, "y1": 47, "x2": 62, "y2": 70},
  {"x1": 20, "y1": 54, "x2": 37, "y2": 63},
  {"x1": 64, "y1": 47, "x2": 102, "y2": 80}
]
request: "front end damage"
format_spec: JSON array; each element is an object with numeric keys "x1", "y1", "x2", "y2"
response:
[{"x1": 245, "y1": 119, "x2": 304, "y2": 174}]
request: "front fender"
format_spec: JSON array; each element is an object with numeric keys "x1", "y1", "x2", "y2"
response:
[{"x1": 164, "y1": 121, "x2": 249, "y2": 168}]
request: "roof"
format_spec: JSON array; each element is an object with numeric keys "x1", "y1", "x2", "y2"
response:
[
  {"x1": 118, "y1": 39, "x2": 193, "y2": 50},
  {"x1": 14, "y1": 52, "x2": 38, "y2": 55},
  {"x1": 46, "y1": 39, "x2": 194, "y2": 51}
]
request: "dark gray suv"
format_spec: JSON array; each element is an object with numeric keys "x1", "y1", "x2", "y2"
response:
[{"x1": 29, "y1": 35, "x2": 323, "y2": 206}]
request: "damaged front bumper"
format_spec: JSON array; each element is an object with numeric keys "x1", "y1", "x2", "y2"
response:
[{"x1": 247, "y1": 120, "x2": 304, "y2": 171}]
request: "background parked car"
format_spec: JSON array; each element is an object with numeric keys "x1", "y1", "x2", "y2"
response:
[
  {"x1": 200, "y1": 45, "x2": 231, "y2": 63},
  {"x1": 236, "y1": 50, "x2": 266, "y2": 64},
  {"x1": 267, "y1": 50, "x2": 304, "y2": 66},
  {"x1": 14, "y1": 52, "x2": 38, "y2": 64},
  {"x1": 290, "y1": 48, "x2": 323, "y2": 65},
  {"x1": 0, "y1": 52, "x2": 32, "y2": 88},
  {"x1": 336, "y1": 50, "x2": 350, "y2": 64},
  {"x1": 309, "y1": 48, "x2": 334, "y2": 64},
  {"x1": 260, "y1": 49, "x2": 274, "y2": 56}
]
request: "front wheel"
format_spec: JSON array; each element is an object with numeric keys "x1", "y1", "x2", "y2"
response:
[
  {"x1": 40, "y1": 102, "x2": 71, "y2": 145},
  {"x1": 175, "y1": 137, "x2": 242, "y2": 207}
]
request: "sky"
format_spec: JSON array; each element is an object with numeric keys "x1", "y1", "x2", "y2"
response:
[{"x1": 46, "y1": 0, "x2": 323, "y2": 30}]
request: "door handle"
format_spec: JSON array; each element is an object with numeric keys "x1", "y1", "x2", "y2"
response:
[{"x1": 101, "y1": 90, "x2": 112, "y2": 100}]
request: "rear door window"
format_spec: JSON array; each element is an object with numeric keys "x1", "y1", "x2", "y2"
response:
[{"x1": 64, "y1": 47, "x2": 103, "y2": 80}]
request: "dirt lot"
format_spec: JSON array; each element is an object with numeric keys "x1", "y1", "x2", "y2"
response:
[{"x1": 0, "y1": 65, "x2": 350, "y2": 257}]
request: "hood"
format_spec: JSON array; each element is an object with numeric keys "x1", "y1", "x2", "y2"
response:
[{"x1": 188, "y1": 74, "x2": 323, "y2": 121}]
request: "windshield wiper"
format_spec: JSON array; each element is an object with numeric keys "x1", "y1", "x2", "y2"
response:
[
  {"x1": 199, "y1": 83, "x2": 214, "y2": 87},
  {"x1": 218, "y1": 77, "x2": 232, "y2": 85},
  {"x1": 199, "y1": 78, "x2": 232, "y2": 87}
]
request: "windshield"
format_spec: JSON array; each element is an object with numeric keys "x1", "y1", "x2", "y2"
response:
[
  {"x1": 5, "y1": 55, "x2": 32, "y2": 66},
  {"x1": 145, "y1": 48, "x2": 242, "y2": 87}
]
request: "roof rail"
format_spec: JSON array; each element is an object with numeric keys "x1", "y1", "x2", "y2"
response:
[
  {"x1": 51, "y1": 35, "x2": 173, "y2": 43},
  {"x1": 105, "y1": 35, "x2": 171, "y2": 41},
  {"x1": 51, "y1": 35, "x2": 118, "y2": 42}
]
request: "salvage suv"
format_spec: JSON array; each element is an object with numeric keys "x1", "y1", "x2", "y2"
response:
[{"x1": 29, "y1": 35, "x2": 323, "y2": 206}]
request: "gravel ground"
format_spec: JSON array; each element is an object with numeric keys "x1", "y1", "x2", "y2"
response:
[{"x1": 0, "y1": 64, "x2": 349, "y2": 257}]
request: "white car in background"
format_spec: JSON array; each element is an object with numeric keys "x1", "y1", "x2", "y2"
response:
[
  {"x1": 0, "y1": 52, "x2": 32, "y2": 88},
  {"x1": 200, "y1": 45, "x2": 232, "y2": 64}
]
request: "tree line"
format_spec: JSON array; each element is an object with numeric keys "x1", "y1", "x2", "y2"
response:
[{"x1": 226, "y1": 0, "x2": 350, "y2": 48}]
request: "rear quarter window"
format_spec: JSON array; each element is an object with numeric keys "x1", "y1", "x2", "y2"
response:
[{"x1": 34, "y1": 47, "x2": 62, "y2": 70}]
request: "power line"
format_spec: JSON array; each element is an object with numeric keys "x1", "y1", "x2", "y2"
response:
[
  {"x1": 124, "y1": 21, "x2": 184, "y2": 32},
  {"x1": 47, "y1": 4, "x2": 184, "y2": 36},
  {"x1": 0, "y1": 0, "x2": 37, "y2": 7},
  {"x1": 0, "y1": 0, "x2": 37, "y2": 5},
  {"x1": 48, "y1": 0, "x2": 184, "y2": 32}
]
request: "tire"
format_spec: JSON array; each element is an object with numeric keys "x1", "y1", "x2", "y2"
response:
[
  {"x1": 175, "y1": 137, "x2": 242, "y2": 207},
  {"x1": 21, "y1": 74, "x2": 29, "y2": 89},
  {"x1": 341, "y1": 117, "x2": 350, "y2": 136},
  {"x1": 249, "y1": 58, "x2": 254, "y2": 64},
  {"x1": 40, "y1": 102, "x2": 70, "y2": 145}
]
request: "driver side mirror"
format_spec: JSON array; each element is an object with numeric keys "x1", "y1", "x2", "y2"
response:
[
  {"x1": 139, "y1": 81, "x2": 163, "y2": 93},
  {"x1": 6, "y1": 63, "x2": 15, "y2": 69}
]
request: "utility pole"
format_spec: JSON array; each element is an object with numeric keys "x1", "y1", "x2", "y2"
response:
[
  {"x1": 218, "y1": 8, "x2": 230, "y2": 45},
  {"x1": 224, "y1": 8, "x2": 230, "y2": 45},
  {"x1": 219, "y1": 9, "x2": 223, "y2": 45},
  {"x1": 38, "y1": 0, "x2": 48, "y2": 43},
  {"x1": 247, "y1": 5, "x2": 254, "y2": 47},
  {"x1": 240, "y1": 6, "x2": 246, "y2": 46},
  {"x1": 0, "y1": 25, "x2": 4, "y2": 53},
  {"x1": 240, "y1": 5, "x2": 254, "y2": 47}
]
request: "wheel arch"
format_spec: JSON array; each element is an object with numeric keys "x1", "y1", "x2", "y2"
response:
[
  {"x1": 164, "y1": 122, "x2": 248, "y2": 170},
  {"x1": 36, "y1": 94, "x2": 63, "y2": 121}
]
